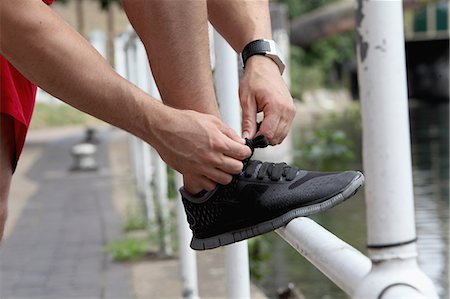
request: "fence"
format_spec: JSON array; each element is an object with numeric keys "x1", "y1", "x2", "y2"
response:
[{"x1": 114, "y1": 1, "x2": 438, "y2": 298}]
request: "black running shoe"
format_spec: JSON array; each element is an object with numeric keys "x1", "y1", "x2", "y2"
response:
[{"x1": 180, "y1": 135, "x2": 364, "y2": 250}]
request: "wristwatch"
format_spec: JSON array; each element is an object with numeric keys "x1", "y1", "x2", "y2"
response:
[{"x1": 241, "y1": 39, "x2": 286, "y2": 75}]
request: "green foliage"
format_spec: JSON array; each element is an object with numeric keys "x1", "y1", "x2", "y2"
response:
[
  {"x1": 31, "y1": 102, "x2": 93, "y2": 128},
  {"x1": 167, "y1": 168, "x2": 178, "y2": 199},
  {"x1": 123, "y1": 206, "x2": 147, "y2": 232},
  {"x1": 290, "y1": 32, "x2": 356, "y2": 98},
  {"x1": 105, "y1": 238, "x2": 148, "y2": 262},
  {"x1": 290, "y1": 46, "x2": 324, "y2": 99},
  {"x1": 294, "y1": 103, "x2": 362, "y2": 171},
  {"x1": 296, "y1": 129, "x2": 355, "y2": 172},
  {"x1": 248, "y1": 236, "x2": 272, "y2": 280},
  {"x1": 276, "y1": 0, "x2": 339, "y2": 19},
  {"x1": 272, "y1": 0, "x2": 356, "y2": 96}
]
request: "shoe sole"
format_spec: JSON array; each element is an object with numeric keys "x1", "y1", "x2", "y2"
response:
[{"x1": 190, "y1": 171, "x2": 365, "y2": 250}]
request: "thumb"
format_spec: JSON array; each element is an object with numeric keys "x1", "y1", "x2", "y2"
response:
[{"x1": 241, "y1": 98, "x2": 258, "y2": 139}]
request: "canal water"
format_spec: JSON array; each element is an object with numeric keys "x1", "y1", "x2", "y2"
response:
[{"x1": 254, "y1": 101, "x2": 449, "y2": 298}]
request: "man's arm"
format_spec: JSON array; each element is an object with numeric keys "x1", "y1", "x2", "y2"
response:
[
  {"x1": 0, "y1": 0, "x2": 250, "y2": 192},
  {"x1": 121, "y1": 0, "x2": 219, "y2": 117},
  {"x1": 122, "y1": 0, "x2": 235, "y2": 193},
  {"x1": 207, "y1": 0, "x2": 296, "y2": 144}
]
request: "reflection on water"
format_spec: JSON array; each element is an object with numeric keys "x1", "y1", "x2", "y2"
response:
[
  {"x1": 411, "y1": 101, "x2": 449, "y2": 298},
  {"x1": 256, "y1": 101, "x2": 449, "y2": 298}
]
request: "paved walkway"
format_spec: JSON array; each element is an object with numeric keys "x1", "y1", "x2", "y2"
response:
[
  {"x1": 0, "y1": 128, "x2": 133, "y2": 299},
  {"x1": 1, "y1": 126, "x2": 268, "y2": 299}
]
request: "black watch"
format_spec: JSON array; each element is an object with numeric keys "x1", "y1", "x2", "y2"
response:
[{"x1": 240, "y1": 39, "x2": 286, "y2": 75}]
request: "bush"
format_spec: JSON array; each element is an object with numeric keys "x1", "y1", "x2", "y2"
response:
[{"x1": 105, "y1": 238, "x2": 148, "y2": 262}]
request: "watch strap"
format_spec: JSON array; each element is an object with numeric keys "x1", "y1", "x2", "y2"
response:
[
  {"x1": 241, "y1": 39, "x2": 271, "y2": 66},
  {"x1": 241, "y1": 39, "x2": 285, "y2": 75}
]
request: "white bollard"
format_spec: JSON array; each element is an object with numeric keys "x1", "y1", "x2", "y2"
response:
[
  {"x1": 213, "y1": 30, "x2": 251, "y2": 299},
  {"x1": 354, "y1": 0, "x2": 437, "y2": 297},
  {"x1": 175, "y1": 172, "x2": 199, "y2": 299}
]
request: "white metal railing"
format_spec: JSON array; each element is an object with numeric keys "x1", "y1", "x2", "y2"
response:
[
  {"x1": 116, "y1": 28, "x2": 172, "y2": 256},
  {"x1": 114, "y1": 1, "x2": 439, "y2": 297},
  {"x1": 213, "y1": 31, "x2": 252, "y2": 299}
]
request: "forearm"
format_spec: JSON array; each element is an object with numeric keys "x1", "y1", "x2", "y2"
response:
[
  {"x1": 207, "y1": 0, "x2": 272, "y2": 53},
  {"x1": 0, "y1": 0, "x2": 166, "y2": 144},
  {"x1": 122, "y1": 0, "x2": 219, "y2": 116}
]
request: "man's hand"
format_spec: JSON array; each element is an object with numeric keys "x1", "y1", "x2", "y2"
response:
[
  {"x1": 239, "y1": 55, "x2": 296, "y2": 145},
  {"x1": 151, "y1": 108, "x2": 251, "y2": 194}
]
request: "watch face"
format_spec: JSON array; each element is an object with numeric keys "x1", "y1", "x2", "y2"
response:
[
  {"x1": 268, "y1": 40, "x2": 286, "y2": 66},
  {"x1": 266, "y1": 40, "x2": 286, "y2": 74},
  {"x1": 265, "y1": 40, "x2": 286, "y2": 74}
]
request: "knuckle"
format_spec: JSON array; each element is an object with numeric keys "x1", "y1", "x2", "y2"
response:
[
  {"x1": 264, "y1": 130, "x2": 275, "y2": 141},
  {"x1": 204, "y1": 153, "x2": 218, "y2": 165},
  {"x1": 218, "y1": 174, "x2": 232, "y2": 185},
  {"x1": 233, "y1": 162, "x2": 244, "y2": 173},
  {"x1": 238, "y1": 147, "x2": 250, "y2": 159},
  {"x1": 211, "y1": 138, "x2": 224, "y2": 151},
  {"x1": 288, "y1": 104, "x2": 296, "y2": 117},
  {"x1": 204, "y1": 183, "x2": 216, "y2": 192}
]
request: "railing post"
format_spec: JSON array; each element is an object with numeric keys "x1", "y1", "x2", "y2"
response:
[
  {"x1": 148, "y1": 72, "x2": 173, "y2": 257},
  {"x1": 175, "y1": 172, "x2": 199, "y2": 299},
  {"x1": 213, "y1": 30, "x2": 251, "y2": 299},
  {"x1": 136, "y1": 41, "x2": 156, "y2": 223},
  {"x1": 277, "y1": 218, "x2": 371, "y2": 296},
  {"x1": 354, "y1": 0, "x2": 437, "y2": 297}
]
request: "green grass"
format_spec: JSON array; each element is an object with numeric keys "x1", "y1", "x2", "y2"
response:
[
  {"x1": 123, "y1": 210, "x2": 148, "y2": 232},
  {"x1": 31, "y1": 102, "x2": 102, "y2": 129},
  {"x1": 105, "y1": 238, "x2": 148, "y2": 262}
]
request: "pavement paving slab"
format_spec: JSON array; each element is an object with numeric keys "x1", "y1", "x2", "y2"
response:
[{"x1": 0, "y1": 127, "x2": 133, "y2": 299}]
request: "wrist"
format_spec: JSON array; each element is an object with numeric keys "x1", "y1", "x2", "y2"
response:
[
  {"x1": 240, "y1": 39, "x2": 285, "y2": 75},
  {"x1": 244, "y1": 55, "x2": 282, "y2": 75}
]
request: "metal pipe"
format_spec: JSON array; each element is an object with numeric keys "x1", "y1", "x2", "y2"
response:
[
  {"x1": 354, "y1": 0, "x2": 437, "y2": 297},
  {"x1": 213, "y1": 30, "x2": 251, "y2": 299},
  {"x1": 175, "y1": 172, "x2": 199, "y2": 299},
  {"x1": 356, "y1": 0, "x2": 417, "y2": 258},
  {"x1": 381, "y1": 285, "x2": 432, "y2": 299},
  {"x1": 148, "y1": 68, "x2": 173, "y2": 257},
  {"x1": 276, "y1": 217, "x2": 371, "y2": 296},
  {"x1": 142, "y1": 141, "x2": 155, "y2": 223},
  {"x1": 125, "y1": 41, "x2": 146, "y2": 198},
  {"x1": 354, "y1": 258, "x2": 438, "y2": 299}
]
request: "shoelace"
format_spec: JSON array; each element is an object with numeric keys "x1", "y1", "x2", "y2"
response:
[{"x1": 243, "y1": 135, "x2": 299, "y2": 181}]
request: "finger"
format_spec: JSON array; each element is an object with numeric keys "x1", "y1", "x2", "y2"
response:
[
  {"x1": 221, "y1": 126, "x2": 246, "y2": 145},
  {"x1": 272, "y1": 118, "x2": 290, "y2": 145},
  {"x1": 202, "y1": 167, "x2": 233, "y2": 186},
  {"x1": 184, "y1": 174, "x2": 216, "y2": 193},
  {"x1": 220, "y1": 138, "x2": 252, "y2": 160},
  {"x1": 257, "y1": 113, "x2": 280, "y2": 145},
  {"x1": 217, "y1": 156, "x2": 244, "y2": 175},
  {"x1": 240, "y1": 95, "x2": 258, "y2": 139}
]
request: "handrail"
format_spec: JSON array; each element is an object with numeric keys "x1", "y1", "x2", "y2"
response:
[
  {"x1": 213, "y1": 30, "x2": 251, "y2": 299},
  {"x1": 116, "y1": 1, "x2": 439, "y2": 296},
  {"x1": 276, "y1": 218, "x2": 371, "y2": 296}
]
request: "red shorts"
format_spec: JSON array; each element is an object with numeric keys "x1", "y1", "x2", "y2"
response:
[
  {"x1": 0, "y1": 56, "x2": 37, "y2": 171},
  {"x1": 0, "y1": 0, "x2": 54, "y2": 171}
]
